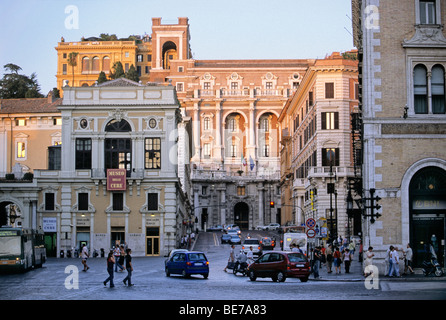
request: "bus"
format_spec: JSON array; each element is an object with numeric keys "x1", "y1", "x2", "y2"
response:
[{"x1": 0, "y1": 226, "x2": 47, "y2": 272}]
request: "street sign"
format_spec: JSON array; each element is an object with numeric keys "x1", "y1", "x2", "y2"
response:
[
  {"x1": 306, "y1": 228, "x2": 316, "y2": 238},
  {"x1": 305, "y1": 218, "x2": 316, "y2": 229}
]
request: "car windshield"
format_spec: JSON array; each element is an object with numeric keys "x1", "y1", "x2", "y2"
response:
[
  {"x1": 244, "y1": 239, "x2": 259, "y2": 245},
  {"x1": 188, "y1": 253, "x2": 207, "y2": 261},
  {"x1": 288, "y1": 253, "x2": 307, "y2": 262}
]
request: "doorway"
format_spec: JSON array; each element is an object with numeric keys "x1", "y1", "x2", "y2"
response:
[
  {"x1": 146, "y1": 227, "x2": 160, "y2": 256},
  {"x1": 234, "y1": 202, "x2": 249, "y2": 230}
]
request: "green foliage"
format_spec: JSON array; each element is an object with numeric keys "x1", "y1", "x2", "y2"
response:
[
  {"x1": 0, "y1": 63, "x2": 44, "y2": 99},
  {"x1": 125, "y1": 64, "x2": 139, "y2": 82},
  {"x1": 109, "y1": 61, "x2": 125, "y2": 79},
  {"x1": 97, "y1": 71, "x2": 108, "y2": 84}
]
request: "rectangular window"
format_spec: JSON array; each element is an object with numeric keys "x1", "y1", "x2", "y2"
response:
[
  {"x1": 62, "y1": 64, "x2": 67, "y2": 75},
  {"x1": 321, "y1": 112, "x2": 339, "y2": 130},
  {"x1": 203, "y1": 143, "x2": 211, "y2": 158},
  {"x1": 48, "y1": 145, "x2": 61, "y2": 170},
  {"x1": 420, "y1": 0, "x2": 436, "y2": 24},
  {"x1": 45, "y1": 193, "x2": 55, "y2": 211},
  {"x1": 17, "y1": 142, "x2": 26, "y2": 159},
  {"x1": 203, "y1": 82, "x2": 211, "y2": 90},
  {"x1": 147, "y1": 193, "x2": 158, "y2": 211},
  {"x1": 322, "y1": 148, "x2": 340, "y2": 166},
  {"x1": 263, "y1": 144, "x2": 270, "y2": 157},
  {"x1": 325, "y1": 82, "x2": 334, "y2": 99},
  {"x1": 16, "y1": 119, "x2": 27, "y2": 126},
  {"x1": 237, "y1": 186, "x2": 246, "y2": 196},
  {"x1": 76, "y1": 138, "x2": 92, "y2": 169},
  {"x1": 145, "y1": 138, "x2": 161, "y2": 169},
  {"x1": 231, "y1": 144, "x2": 237, "y2": 158},
  {"x1": 112, "y1": 193, "x2": 124, "y2": 211},
  {"x1": 78, "y1": 193, "x2": 89, "y2": 211},
  {"x1": 176, "y1": 83, "x2": 183, "y2": 92}
]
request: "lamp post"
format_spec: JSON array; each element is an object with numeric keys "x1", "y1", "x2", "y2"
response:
[{"x1": 346, "y1": 188, "x2": 353, "y2": 240}]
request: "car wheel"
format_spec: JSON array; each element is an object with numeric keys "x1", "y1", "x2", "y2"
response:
[
  {"x1": 203, "y1": 273, "x2": 209, "y2": 279},
  {"x1": 182, "y1": 269, "x2": 190, "y2": 278},
  {"x1": 300, "y1": 276, "x2": 309, "y2": 282},
  {"x1": 165, "y1": 268, "x2": 170, "y2": 277},
  {"x1": 276, "y1": 271, "x2": 286, "y2": 282},
  {"x1": 248, "y1": 270, "x2": 257, "y2": 281}
]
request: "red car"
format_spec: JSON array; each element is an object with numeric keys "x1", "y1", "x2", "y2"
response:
[{"x1": 247, "y1": 251, "x2": 310, "y2": 282}]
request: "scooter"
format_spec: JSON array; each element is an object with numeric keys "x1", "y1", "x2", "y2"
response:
[
  {"x1": 233, "y1": 261, "x2": 248, "y2": 276},
  {"x1": 421, "y1": 245, "x2": 444, "y2": 277}
]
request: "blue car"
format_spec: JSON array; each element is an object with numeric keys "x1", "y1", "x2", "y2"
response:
[{"x1": 165, "y1": 251, "x2": 209, "y2": 279}]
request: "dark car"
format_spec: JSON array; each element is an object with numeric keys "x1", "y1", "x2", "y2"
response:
[
  {"x1": 260, "y1": 237, "x2": 275, "y2": 251},
  {"x1": 247, "y1": 251, "x2": 310, "y2": 282},
  {"x1": 165, "y1": 251, "x2": 209, "y2": 279}
]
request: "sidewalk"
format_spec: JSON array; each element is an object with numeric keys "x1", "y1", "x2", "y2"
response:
[{"x1": 310, "y1": 256, "x2": 446, "y2": 282}]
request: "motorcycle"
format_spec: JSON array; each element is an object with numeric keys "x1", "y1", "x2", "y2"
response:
[
  {"x1": 233, "y1": 261, "x2": 248, "y2": 276},
  {"x1": 422, "y1": 245, "x2": 444, "y2": 277},
  {"x1": 233, "y1": 251, "x2": 248, "y2": 276}
]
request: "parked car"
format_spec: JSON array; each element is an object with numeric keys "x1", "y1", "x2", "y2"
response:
[
  {"x1": 207, "y1": 225, "x2": 223, "y2": 232},
  {"x1": 247, "y1": 251, "x2": 310, "y2": 282},
  {"x1": 242, "y1": 238, "x2": 262, "y2": 255},
  {"x1": 256, "y1": 223, "x2": 281, "y2": 231},
  {"x1": 165, "y1": 251, "x2": 209, "y2": 279},
  {"x1": 224, "y1": 224, "x2": 239, "y2": 232},
  {"x1": 229, "y1": 234, "x2": 241, "y2": 245},
  {"x1": 221, "y1": 233, "x2": 232, "y2": 244}
]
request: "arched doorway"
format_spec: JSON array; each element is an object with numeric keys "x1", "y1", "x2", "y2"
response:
[
  {"x1": 234, "y1": 202, "x2": 249, "y2": 230},
  {"x1": 162, "y1": 41, "x2": 177, "y2": 70},
  {"x1": 409, "y1": 166, "x2": 446, "y2": 267}
]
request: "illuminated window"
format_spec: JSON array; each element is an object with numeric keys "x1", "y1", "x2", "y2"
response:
[{"x1": 17, "y1": 142, "x2": 26, "y2": 159}]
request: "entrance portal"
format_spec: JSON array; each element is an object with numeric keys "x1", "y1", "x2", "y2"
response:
[
  {"x1": 409, "y1": 166, "x2": 446, "y2": 267},
  {"x1": 234, "y1": 202, "x2": 249, "y2": 230}
]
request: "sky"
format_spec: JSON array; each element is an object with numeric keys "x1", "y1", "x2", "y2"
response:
[{"x1": 0, "y1": 0, "x2": 355, "y2": 95}]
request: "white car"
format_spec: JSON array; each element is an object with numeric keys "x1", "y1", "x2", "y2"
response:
[
  {"x1": 256, "y1": 223, "x2": 281, "y2": 231},
  {"x1": 242, "y1": 238, "x2": 262, "y2": 256}
]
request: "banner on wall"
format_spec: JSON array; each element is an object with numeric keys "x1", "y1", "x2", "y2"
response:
[{"x1": 107, "y1": 169, "x2": 127, "y2": 191}]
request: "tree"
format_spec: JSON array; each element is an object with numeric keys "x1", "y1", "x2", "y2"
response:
[
  {"x1": 125, "y1": 64, "x2": 139, "y2": 82},
  {"x1": 110, "y1": 61, "x2": 125, "y2": 79},
  {"x1": 97, "y1": 71, "x2": 108, "y2": 84},
  {"x1": 0, "y1": 63, "x2": 44, "y2": 99},
  {"x1": 67, "y1": 52, "x2": 79, "y2": 86}
]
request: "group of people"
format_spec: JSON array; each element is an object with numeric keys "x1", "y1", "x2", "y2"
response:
[
  {"x1": 223, "y1": 244, "x2": 255, "y2": 272},
  {"x1": 180, "y1": 233, "x2": 196, "y2": 249},
  {"x1": 384, "y1": 244, "x2": 414, "y2": 278},
  {"x1": 78, "y1": 243, "x2": 134, "y2": 288},
  {"x1": 309, "y1": 239, "x2": 358, "y2": 278},
  {"x1": 104, "y1": 245, "x2": 134, "y2": 288}
]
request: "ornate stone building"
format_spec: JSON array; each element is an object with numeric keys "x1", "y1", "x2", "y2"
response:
[{"x1": 352, "y1": 0, "x2": 446, "y2": 272}]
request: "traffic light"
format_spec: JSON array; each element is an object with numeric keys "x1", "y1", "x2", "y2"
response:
[{"x1": 270, "y1": 201, "x2": 275, "y2": 208}]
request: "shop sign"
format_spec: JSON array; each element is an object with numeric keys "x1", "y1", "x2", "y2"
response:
[
  {"x1": 107, "y1": 169, "x2": 126, "y2": 191},
  {"x1": 43, "y1": 217, "x2": 57, "y2": 232},
  {"x1": 413, "y1": 199, "x2": 446, "y2": 210}
]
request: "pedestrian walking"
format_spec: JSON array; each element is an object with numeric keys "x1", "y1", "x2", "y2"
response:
[
  {"x1": 389, "y1": 246, "x2": 400, "y2": 277},
  {"x1": 123, "y1": 248, "x2": 134, "y2": 286},
  {"x1": 81, "y1": 243, "x2": 89, "y2": 272},
  {"x1": 114, "y1": 245, "x2": 123, "y2": 272},
  {"x1": 104, "y1": 251, "x2": 115, "y2": 288},
  {"x1": 343, "y1": 248, "x2": 352, "y2": 273},
  {"x1": 313, "y1": 246, "x2": 321, "y2": 279},
  {"x1": 224, "y1": 245, "x2": 235, "y2": 272},
  {"x1": 358, "y1": 240, "x2": 363, "y2": 262},
  {"x1": 118, "y1": 244, "x2": 126, "y2": 272},
  {"x1": 363, "y1": 246, "x2": 374, "y2": 277},
  {"x1": 333, "y1": 247, "x2": 342, "y2": 274},
  {"x1": 247, "y1": 246, "x2": 254, "y2": 265},
  {"x1": 403, "y1": 243, "x2": 414, "y2": 275},
  {"x1": 326, "y1": 244, "x2": 333, "y2": 273},
  {"x1": 385, "y1": 246, "x2": 392, "y2": 276}
]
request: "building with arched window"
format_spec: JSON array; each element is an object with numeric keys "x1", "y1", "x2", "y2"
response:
[
  {"x1": 29, "y1": 79, "x2": 192, "y2": 257},
  {"x1": 352, "y1": 0, "x2": 446, "y2": 273}
]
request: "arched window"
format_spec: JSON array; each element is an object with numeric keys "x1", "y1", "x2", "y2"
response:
[
  {"x1": 105, "y1": 119, "x2": 131, "y2": 132},
  {"x1": 103, "y1": 56, "x2": 110, "y2": 72},
  {"x1": 431, "y1": 65, "x2": 445, "y2": 114},
  {"x1": 414, "y1": 64, "x2": 428, "y2": 114},
  {"x1": 82, "y1": 57, "x2": 90, "y2": 73},
  {"x1": 92, "y1": 56, "x2": 100, "y2": 72}
]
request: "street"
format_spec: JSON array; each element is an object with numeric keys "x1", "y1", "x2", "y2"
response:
[{"x1": 1, "y1": 230, "x2": 445, "y2": 303}]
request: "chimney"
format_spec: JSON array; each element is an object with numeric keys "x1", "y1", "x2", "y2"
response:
[{"x1": 48, "y1": 91, "x2": 55, "y2": 103}]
